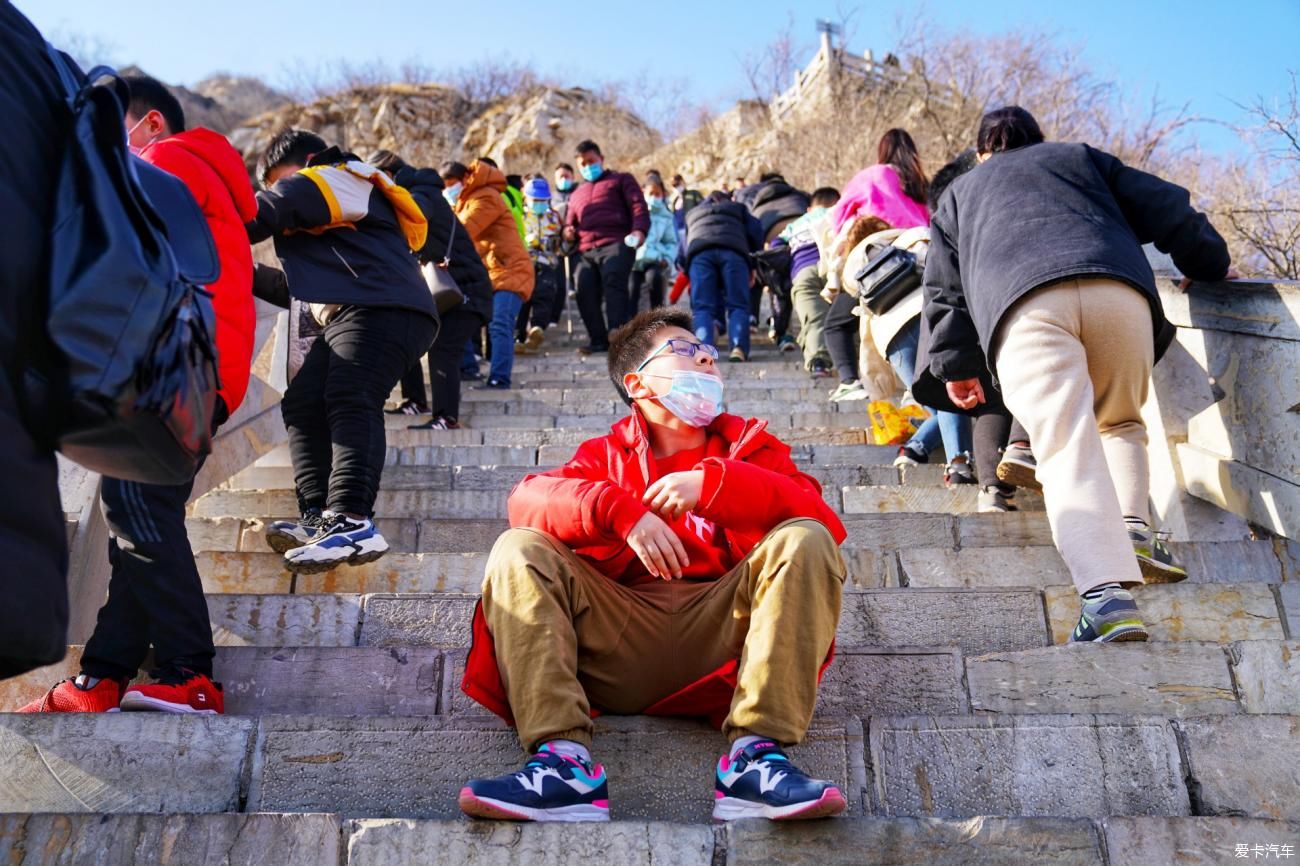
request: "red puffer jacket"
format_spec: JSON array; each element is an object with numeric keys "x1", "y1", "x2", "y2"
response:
[
  {"x1": 461, "y1": 410, "x2": 847, "y2": 727},
  {"x1": 138, "y1": 128, "x2": 257, "y2": 413}
]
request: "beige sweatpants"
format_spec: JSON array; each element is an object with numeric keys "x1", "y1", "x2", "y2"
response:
[
  {"x1": 481, "y1": 518, "x2": 846, "y2": 753},
  {"x1": 993, "y1": 277, "x2": 1153, "y2": 593}
]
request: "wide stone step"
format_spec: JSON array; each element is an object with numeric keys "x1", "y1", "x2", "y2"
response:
[
  {"x1": 184, "y1": 512, "x2": 1062, "y2": 555},
  {"x1": 4, "y1": 713, "x2": 1293, "y2": 822},
  {"x1": 11, "y1": 814, "x2": 1299, "y2": 866},
  {"x1": 844, "y1": 484, "x2": 1045, "y2": 514}
]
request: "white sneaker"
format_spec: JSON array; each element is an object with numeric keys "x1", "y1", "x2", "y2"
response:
[
  {"x1": 283, "y1": 512, "x2": 389, "y2": 574},
  {"x1": 828, "y1": 380, "x2": 868, "y2": 402}
]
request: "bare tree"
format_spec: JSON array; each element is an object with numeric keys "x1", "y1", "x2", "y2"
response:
[{"x1": 738, "y1": 13, "x2": 806, "y2": 102}]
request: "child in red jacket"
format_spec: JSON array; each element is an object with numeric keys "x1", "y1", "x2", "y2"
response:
[
  {"x1": 459, "y1": 308, "x2": 849, "y2": 823},
  {"x1": 20, "y1": 76, "x2": 256, "y2": 716}
]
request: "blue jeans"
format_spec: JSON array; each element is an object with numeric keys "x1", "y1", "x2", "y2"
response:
[
  {"x1": 689, "y1": 248, "x2": 751, "y2": 357},
  {"x1": 887, "y1": 320, "x2": 972, "y2": 459},
  {"x1": 488, "y1": 290, "x2": 524, "y2": 384}
]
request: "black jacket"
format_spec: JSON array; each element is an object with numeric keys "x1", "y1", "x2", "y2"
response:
[
  {"x1": 246, "y1": 146, "x2": 436, "y2": 319},
  {"x1": 746, "y1": 178, "x2": 811, "y2": 241},
  {"x1": 682, "y1": 200, "x2": 764, "y2": 267},
  {"x1": 922, "y1": 141, "x2": 1230, "y2": 385},
  {"x1": 395, "y1": 166, "x2": 493, "y2": 324}
]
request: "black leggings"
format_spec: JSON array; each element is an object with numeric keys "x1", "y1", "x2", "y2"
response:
[
  {"x1": 401, "y1": 306, "x2": 483, "y2": 421},
  {"x1": 974, "y1": 411, "x2": 1031, "y2": 491},
  {"x1": 283, "y1": 306, "x2": 437, "y2": 517},
  {"x1": 824, "y1": 290, "x2": 860, "y2": 383}
]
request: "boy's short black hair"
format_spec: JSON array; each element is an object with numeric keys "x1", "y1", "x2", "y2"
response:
[
  {"x1": 478, "y1": 156, "x2": 499, "y2": 168},
  {"x1": 575, "y1": 139, "x2": 602, "y2": 157},
  {"x1": 506, "y1": 173, "x2": 523, "y2": 190},
  {"x1": 928, "y1": 149, "x2": 979, "y2": 208},
  {"x1": 810, "y1": 186, "x2": 840, "y2": 207},
  {"x1": 440, "y1": 160, "x2": 470, "y2": 181},
  {"x1": 608, "y1": 307, "x2": 694, "y2": 405},
  {"x1": 258, "y1": 128, "x2": 327, "y2": 186},
  {"x1": 122, "y1": 74, "x2": 185, "y2": 135}
]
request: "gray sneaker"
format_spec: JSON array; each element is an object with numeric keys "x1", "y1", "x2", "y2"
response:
[
  {"x1": 1128, "y1": 521, "x2": 1188, "y2": 583},
  {"x1": 978, "y1": 485, "x2": 1018, "y2": 513},
  {"x1": 996, "y1": 443, "x2": 1040, "y2": 491},
  {"x1": 265, "y1": 510, "x2": 327, "y2": 553},
  {"x1": 1071, "y1": 587, "x2": 1149, "y2": 643}
]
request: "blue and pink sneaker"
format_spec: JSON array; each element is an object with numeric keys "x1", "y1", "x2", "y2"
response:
[
  {"x1": 713, "y1": 740, "x2": 847, "y2": 821},
  {"x1": 459, "y1": 745, "x2": 610, "y2": 823}
]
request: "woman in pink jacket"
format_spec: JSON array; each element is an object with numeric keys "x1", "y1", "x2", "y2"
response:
[{"x1": 824, "y1": 129, "x2": 931, "y2": 402}]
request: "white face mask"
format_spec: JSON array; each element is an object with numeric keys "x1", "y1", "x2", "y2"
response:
[{"x1": 126, "y1": 115, "x2": 160, "y2": 155}]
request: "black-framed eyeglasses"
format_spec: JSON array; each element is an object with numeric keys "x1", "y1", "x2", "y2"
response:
[{"x1": 634, "y1": 338, "x2": 720, "y2": 372}]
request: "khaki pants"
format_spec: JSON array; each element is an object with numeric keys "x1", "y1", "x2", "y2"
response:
[
  {"x1": 481, "y1": 519, "x2": 846, "y2": 753},
  {"x1": 790, "y1": 268, "x2": 832, "y2": 370},
  {"x1": 993, "y1": 278, "x2": 1153, "y2": 593}
]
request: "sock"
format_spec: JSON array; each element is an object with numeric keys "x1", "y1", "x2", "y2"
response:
[
  {"x1": 730, "y1": 734, "x2": 771, "y2": 760},
  {"x1": 1123, "y1": 515, "x2": 1149, "y2": 529},
  {"x1": 538, "y1": 739, "x2": 592, "y2": 765},
  {"x1": 73, "y1": 674, "x2": 101, "y2": 690},
  {"x1": 1081, "y1": 582, "x2": 1122, "y2": 601}
]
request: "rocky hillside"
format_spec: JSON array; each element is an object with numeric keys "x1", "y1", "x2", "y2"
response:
[{"x1": 632, "y1": 99, "x2": 783, "y2": 191}]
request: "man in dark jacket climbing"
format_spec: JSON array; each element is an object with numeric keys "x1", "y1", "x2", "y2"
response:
[
  {"x1": 923, "y1": 106, "x2": 1236, "y2": 645},
  {"x1": 561, "y1": 140, "x2": 650, "y2": 353},
  {"x1": 681, "y1": 192, "x2": 764, "y2": 361},
  {"x1": 738, "y1": 173, "x2": 809, "y2": 347},
  {"x1": 370, "y1": 150, "x2": 494, "y2": 429}
]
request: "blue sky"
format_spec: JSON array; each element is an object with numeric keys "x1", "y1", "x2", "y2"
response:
[{"x1": 17, "y1": 0, "x2": 1296, "y2": 152}]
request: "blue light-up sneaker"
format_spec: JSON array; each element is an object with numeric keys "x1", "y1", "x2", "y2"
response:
[
  {"x1": 459, "y1": 745, "x2": 610, "y2": 822},
  {"x1": 713, "y1": 740, "x2": 847, "y2": 821}
]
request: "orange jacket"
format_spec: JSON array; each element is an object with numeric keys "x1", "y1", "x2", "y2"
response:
[{"x1": 455, "y1": 161, "x2": 534, "y2": 300}]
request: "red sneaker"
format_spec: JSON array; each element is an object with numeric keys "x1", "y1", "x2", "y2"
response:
[
  {"x1": 120, "y1": 670, "x2": 224, "y2": 715},
  {"x1": 16, "y1": 677, "x2": 125, "y2": 713}
]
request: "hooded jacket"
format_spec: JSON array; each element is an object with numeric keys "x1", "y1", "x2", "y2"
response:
[
  {"x1": 635, "y1": 196, "x2": 678, "y2": 268},
  {"x1": 138, "y1": 128, "x2": 257, "y2": 412},
  {"x1": 246, "y1": 146, "x2": 435, "y2": 319},
  {"x1": 393, "y1": 165, "x2": 492, "y2": 324},
  {"x1": 563, "y1": 167, "x2": 651, "y2": 252},
  {"x1": 461, "y1": 409, "x2": 846, "y2": 726},
  {"x1": 744, "y1": 177, "x2": 811, "y2": 243},
  {"x1": 682, "y1": 199, "x2": 764, "y2": 267},
  {"x1": 921, "y1": 141, "x2": 1231, "y2": 385},
  {"x1": 455, "y1": 161, "x2": 535, "y2": 300}
]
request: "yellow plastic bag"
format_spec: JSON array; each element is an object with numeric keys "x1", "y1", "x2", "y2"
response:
[{"x1": 867, "y1": 400, "x2": 930, "y2": 445}]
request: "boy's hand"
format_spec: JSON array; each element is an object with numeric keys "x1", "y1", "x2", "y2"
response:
[
  {"x1": 643, "y1": 470, "x2": 704, "y2": 521},
  {"x1": 627, "y1": 511, "x2": 690, "y2": 580}
]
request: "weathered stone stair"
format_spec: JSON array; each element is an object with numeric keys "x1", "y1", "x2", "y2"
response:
[{"x1": 3, "y1": 322, "x2": 1297, "y2": 865}]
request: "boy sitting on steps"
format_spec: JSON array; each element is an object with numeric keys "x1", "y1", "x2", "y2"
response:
[{"x1": 459, "y1": 308, "x2": 849, "y2": 822}]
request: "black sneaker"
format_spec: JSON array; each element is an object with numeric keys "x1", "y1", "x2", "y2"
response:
[
  {"x1": 809, "y1": 359, "x2": 833, "y2": 380},
  {"x1": 264, "y1": 509, "x2": 326, "y2": 553},
  {"x1": 893, "y1": 444, "x2": 927, "y2": 467},
  {"x1": 713, "y1": 740, "x2": 846, "y2": 821},
  {"x1": 474, "y1": 378, "x2": 511, "y2": 390},
  {"x1": 577, "y1": 344, "x2": 608, "y2": 356},
  {"x1": 409, "y1": 416, "x2": 460, "y2": 430},
  {"x1": 384, "y1": 399, "x2": 429, "y2": 416},
  {"x1": 460, "y1": 746, "x2": 610, "y2": 822},
  {"x1": 944, "y1": 457, "x2": 977, "y2": 487}
]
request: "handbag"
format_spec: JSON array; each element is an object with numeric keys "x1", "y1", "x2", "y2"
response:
[
  {"x1": 424, "y1": 209, "x2": 465, "y2": 315},
  {"x1": 23, "y1": 45, "x2": 220, "y2": 485},
  {"x1": 853, "y1": 245, "x2": 921, "y2": 315}
]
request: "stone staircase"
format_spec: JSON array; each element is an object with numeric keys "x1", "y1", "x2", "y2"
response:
[{"x1": 2, "y1": 320, "x2": 1298, "y2": 865}]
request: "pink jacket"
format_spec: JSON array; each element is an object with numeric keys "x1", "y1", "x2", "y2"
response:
[{"x1": 830, "y1": 164, "x2": 929, "y2": 232}]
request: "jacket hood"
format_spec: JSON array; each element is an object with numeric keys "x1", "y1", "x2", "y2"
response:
[
  {"x1": 464, "y1": 160, "x2": 507, "y2": 197},
  {"x1": 160, "y1": 128, "x2": 257, "y2": 221}
]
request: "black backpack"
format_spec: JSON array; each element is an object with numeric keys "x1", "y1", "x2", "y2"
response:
[{"x1": 23, "y1": 46, "x2": 221, "y2": 485}]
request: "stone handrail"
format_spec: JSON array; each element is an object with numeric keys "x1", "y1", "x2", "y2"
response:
[{"x1": 1147, "y1": 278, "x2": 1299, "y2": 542}]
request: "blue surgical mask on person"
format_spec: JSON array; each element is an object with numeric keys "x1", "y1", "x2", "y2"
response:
[
  {"x1": 530, "y1": 201, "x2": 549, "y2": 215},
  {"x1": 579, "y1": 162, "x2": 604, "y2": 183},
  {"x1": 556, "y1": 177, "x2": 574, "y2": 191},
  {"x1": 443, "y1": 182, "x2": 462, "y2": 205},
  {"x1": 647, "y1": 370, "x2": 725, "y2": 427}
]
